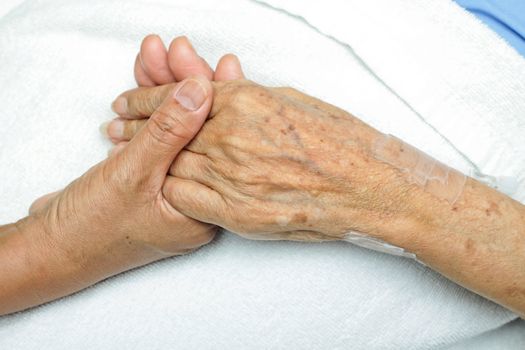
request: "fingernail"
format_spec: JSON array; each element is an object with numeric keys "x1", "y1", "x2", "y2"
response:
[
  {"x1": 100, "y1": 120, "x2": 124, "y2": 139},
  {"x1": 107, "y1": 119, "x2": 124, "y2": 138},
  {"x1": 112, "y1": 97, "x2": 128, "y2": 114},
  {"x1": 174, "y1": 79, "x2": 207, "y2": 111},
  {"x1": 99, "y1": 120, "x2": 124, "y2": 138}
]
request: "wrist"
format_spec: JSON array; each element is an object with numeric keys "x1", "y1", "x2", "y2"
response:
[
  {"x1": 397, "y1": 177, "x2": 525, "y2": 315},
  {"x1": 420, "y1": 178, "x2": 525, "y2": 254},
  {"x1": 0, "y1": 215, "x2": 52, "y2": 314}
]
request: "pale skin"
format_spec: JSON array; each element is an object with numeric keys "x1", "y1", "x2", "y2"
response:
[{"x1": 1, "y1": 35, "x2": 524, "y2": 319}]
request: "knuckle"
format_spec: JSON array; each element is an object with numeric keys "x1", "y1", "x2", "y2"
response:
[
  {"x1": 169, "y1": 154, "x2": 204, "y2": 179},
  {"x1": 102, "y1": 161, "x2": 132, "y2": 192},
  {"x1": 123, "y1": 120, "x2": 139, "y2": 138},
  {"x1": 228, "y1": 202, "x2": 261, "y2": 234},
  {"x1": 215, "y1": 80, "x2": 261, "y2": 106},
  {"x1": 143, "y1": 97, "x2": 158, "y2": 114},
  {"x1": 128, "y1": 85, "x2": 174, "y2": 116},
  {"x1": 105, "y1": 154, "x2": 155, "y2": 196},
  {"x1": 128, "y1": 95, "x2": 146, "y2": 116},
  {"x1": 235, "y1": 166, "x2": 252, "y2": 184},
  {"x1": 148, "y1": 108, "x2": 194, "y2": 147},
  {"x1": 132, "y1": 119, "x2": 147, "y2": 134},
  {"x1": 235, "y1": 84, "x2": 264, "y2": 101},
  {"x1": 129, "y1": 120, "x2": 139, "y2": 135}
]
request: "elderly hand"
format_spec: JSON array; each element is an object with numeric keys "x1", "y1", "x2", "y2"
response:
[
  {"x1": 105, "y1": 66, "x2": 525, "y2": 318},
  {"x1": 102, "y1": 37, "x2": 525, "y2": 318},
  {"x1": 105, "y1": 79, "x2": 430, "y2": 242},
  {"x1": 0, "y1": 76, "x2": 216, "y2": 315}
]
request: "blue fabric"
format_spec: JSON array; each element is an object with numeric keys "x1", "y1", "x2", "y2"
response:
[{"x1": 454, "y1": 0, "x2": 525, "y2": 57}]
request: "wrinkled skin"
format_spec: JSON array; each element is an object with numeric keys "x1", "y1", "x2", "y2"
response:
[
  {"x1": 110, "y1": 80, "x2": 425, "y2": 242},
  {"x1": 37, "y1": 78, "x2": 217, "y2": 270},
  {"x1": 0, "y1": 76, "x2": 218, "y2": 315},
  {"x1": 23, "y1": 34, "x2": 525, "y2": 317},
  {"x1": 1, "y1": 36, "x2": 248, "y2": 315}
]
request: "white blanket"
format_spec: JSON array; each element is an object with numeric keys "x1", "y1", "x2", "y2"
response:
[{"x1": 0, "y1": 0, "x2": 523, "y2": 348}]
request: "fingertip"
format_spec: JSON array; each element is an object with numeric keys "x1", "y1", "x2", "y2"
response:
[
  {"x1": 168, "y1": 36, "x2": 193, "y2": 63},
  {"x1": 140, "y1": 34, "x2": 176, "y2": 84},
  {"x1": 214, "y1": 53, "x2": 245, "y2": 81},
  {"x1": 134, "y1": 53, "x2": 156, "y2": 87},
  {"x1": 111, "y1": 96, "x2": 128, "y2": 115},
  {"x1": 100, "y1": 118, "x2": 123, "y2": 140},
  {"x1": 99, "y1": 121, "x2": 110, "y2": 138},
  {"x1": 168, "y1": 36, "x2": 214, "y2": 81},
  {"x1": 101, "y1": 118, "x2": 148, "y2": 143},
  {"x1": 169, "y1": 35, "x2": 192, "y2": 52},
  {"x1": 111, "y1": 83, "x2": 177, "y2": 122}
]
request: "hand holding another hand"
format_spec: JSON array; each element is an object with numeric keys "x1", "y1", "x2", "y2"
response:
[
  {"x1": 2, "y1": 35, "x2": 247, "y2": 315},
  {"x1": 1, "y1": 76, "x2": 216, "y2": 315},
  {"x1": 8, "y1": 35, "x2": 523, "y2": 319},
  {"x1": 108, "y1": 79, "x2": 429, "y2": 242}
]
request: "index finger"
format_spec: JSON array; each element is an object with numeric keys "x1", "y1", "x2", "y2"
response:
[
  {"x1": 112, "y1": 81, "x2": 229, "y2": 120},
  {"x1": 112, "y1": 83, "x2": 175, "y2": 119}
]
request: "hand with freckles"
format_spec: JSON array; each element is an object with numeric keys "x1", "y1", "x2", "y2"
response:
[
  {"x1": 104, "y1": 37, "x2": 525, "y2": 317},
  {"x1": 6, "y1": 35, "x2": 524, "y2": 317},
  {"x1": 107, "y1": 79, "x2": 419, "y2": 242},
  {"x1": 104, "y1": 37, "x2": 425, "y2": 242}
]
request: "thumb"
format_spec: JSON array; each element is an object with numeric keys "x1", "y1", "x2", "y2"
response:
[{"x1": 119, "y1": 75, "x2": 212, "y2": 176}]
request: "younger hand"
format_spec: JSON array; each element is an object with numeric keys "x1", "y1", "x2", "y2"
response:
[{"x1": 7, "y1": 76, "x2": 215, "y2": 314}]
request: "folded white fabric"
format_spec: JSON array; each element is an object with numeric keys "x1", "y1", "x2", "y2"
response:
[
  {"x1": 0, "y1": 0, "x2": 24, "y2": 17},
  {"x1": 0, "y1": 0, "x2": 523, "y2": 349},
  {"x1": 445, "y1": 319, "x2": 525, "y2": 350}
]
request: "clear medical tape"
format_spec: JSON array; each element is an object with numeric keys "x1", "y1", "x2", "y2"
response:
[
  {"x1": 372, "y1": 134, "x2": 467, "y2": 205},
  {"x1": 470, "y1": 170, "x2": 519, "y2": 197}
]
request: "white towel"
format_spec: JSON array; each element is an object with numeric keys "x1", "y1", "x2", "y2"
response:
[
  {"x1": 446, "y1": 319, "x2": 525, "y2": 349},
  {"x1": 0, "y1": 0, "x2": 23, "y2": 17},
  {"x1": 0, "y1": 0, "x2": 523, "y2": 349}
]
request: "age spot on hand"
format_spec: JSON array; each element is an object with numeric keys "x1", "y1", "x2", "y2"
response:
[{"x1": 293, "y1": 212, "x2": 308, "y2": 223}]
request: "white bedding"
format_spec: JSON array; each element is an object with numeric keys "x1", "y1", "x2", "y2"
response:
[
  {"x1": 0, "y1": 0, "x2": 23, "y2": 17},
  {"x1": 0, "y1": 0, "x2": 524, "y2": 348}
]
